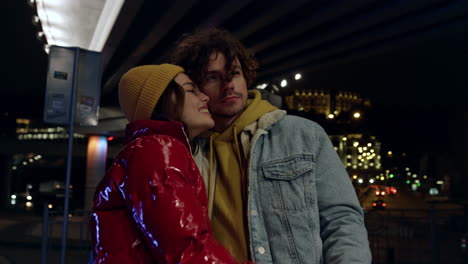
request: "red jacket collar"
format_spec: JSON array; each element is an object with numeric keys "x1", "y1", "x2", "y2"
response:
[{"x1": 125, "y1": 120, "x2": 190, "y2": 150}]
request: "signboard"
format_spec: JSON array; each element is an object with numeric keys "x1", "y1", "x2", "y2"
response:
[{"x1": 43, "y1": 46, "x2": 102, "y2": 126}]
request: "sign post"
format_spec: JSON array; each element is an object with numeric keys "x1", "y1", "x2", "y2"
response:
[{"x1": 43, "y1": 46, "x2": 101, "y2": 264}]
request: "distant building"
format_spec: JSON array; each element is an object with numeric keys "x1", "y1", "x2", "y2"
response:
[{"x1": 285, "y1": 89, "x2": 371, "y2": 121}]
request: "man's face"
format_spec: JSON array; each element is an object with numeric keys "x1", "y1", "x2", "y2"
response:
[{"x1": 200, "y1": 52, "x2": 248, "y2": 120}]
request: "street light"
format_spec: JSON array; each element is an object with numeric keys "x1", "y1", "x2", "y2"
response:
[{"x1": 280, "y1": 79, "x2": 287, "y2": 87}]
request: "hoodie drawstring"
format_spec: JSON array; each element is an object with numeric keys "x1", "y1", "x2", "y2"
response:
[
  {"x1": 208, "y1": 134, "x2": 214, "y2": 217},
  {"x1": 233, "y1": 125, "x2": 247, "y2": 204}
]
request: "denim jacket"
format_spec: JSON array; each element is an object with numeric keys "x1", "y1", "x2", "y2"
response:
[{"x1": 195, "y1": 110, "x2": 372, "y2": 264}]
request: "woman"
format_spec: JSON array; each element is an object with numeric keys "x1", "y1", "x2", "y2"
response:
[{"x1": 91, "y1": 64, "x2": 251, "y2": 263}]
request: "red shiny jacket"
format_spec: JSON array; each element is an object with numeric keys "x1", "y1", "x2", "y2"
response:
[{"x1": 91, "y1": 120, "x2": 246, "y2": 263}]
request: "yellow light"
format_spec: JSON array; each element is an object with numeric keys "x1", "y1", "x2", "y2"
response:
[
  {"x1": 367, "y1": 143, "x2": 372, "y2": 147},
  {"x1": 353, "y1": 142, "x2": 359, "y2": 147},
  {"x1": 353, "y1": 112, "x2": 361, "y2": 119},
  {"x1": 352, "y1": 175, "x2": 358, "y2": 179},
  {"x1": 342, "y1": 137, "x2": 347, "y2": 141},
  {"x1": 26, "y1": 202, "x2": 33, "y2": 208},
  {"x1": 327, "y1": 114, "x2": 335, "y2": 119},
  {"x1": 48, "y1": 204, "x2": 53, "y2": 209},
  {"x1": 387, "y1": 151, "x2": 392, "y2": 155},
  {"x1": 26, "y1": 195, "x2": 32, "y2": 201},
  {"x1": 380, "y1": 176, "x2": 385, "y2": 181}
]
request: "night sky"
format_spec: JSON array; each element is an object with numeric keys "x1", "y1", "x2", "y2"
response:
[{"x1": 4, "y1": 1, "x2": 466, "y2": 166}]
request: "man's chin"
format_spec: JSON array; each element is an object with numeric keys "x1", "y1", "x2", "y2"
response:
[{"x1": 212, "y1": 108, "x2": 243, "y2": 119}]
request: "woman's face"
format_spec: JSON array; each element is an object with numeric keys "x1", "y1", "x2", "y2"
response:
[{"x1": 173, "y1": 73, "x2": 214, "y2": 139}]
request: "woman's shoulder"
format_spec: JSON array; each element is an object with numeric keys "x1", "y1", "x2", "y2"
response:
[{"x1": 114, "y1": 134, "x2": 189, "y2": 164}]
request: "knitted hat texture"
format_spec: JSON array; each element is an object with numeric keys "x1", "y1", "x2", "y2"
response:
[{"x1": 118, "y1": 64, "x2": 184, "y2": 122}]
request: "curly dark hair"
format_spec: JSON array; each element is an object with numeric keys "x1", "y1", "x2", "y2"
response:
[{"x1": 169, "y1": 28, "x2": 258, "y2": 87}]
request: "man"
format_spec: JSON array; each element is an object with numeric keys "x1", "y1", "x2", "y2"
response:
[{"x1": 170, "y1": 28, "x2": 372, "y2": 264}]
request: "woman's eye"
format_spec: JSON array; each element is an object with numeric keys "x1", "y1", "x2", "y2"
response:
[
  {"x1": 231, "y1": 70, "x2": 241, "y2": 76},
  {"x1": 186, "y1": 89, "x2": 195, "y2": 93}
]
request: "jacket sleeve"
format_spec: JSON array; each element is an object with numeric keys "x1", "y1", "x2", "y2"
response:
[
  {"x1": 314, "y1": 125, "x2": 372, "y2": 263},
  {"x1": 120, "y1": 135, "x2": 249, "y2": 264}
]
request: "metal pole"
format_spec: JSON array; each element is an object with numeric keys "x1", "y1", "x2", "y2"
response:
[
  {"x1": 40, "y1": 202, "x2": 49, "y2": 264},
  {"x1": 60, "y1": 47, "x2": 79, "y2": 264}
]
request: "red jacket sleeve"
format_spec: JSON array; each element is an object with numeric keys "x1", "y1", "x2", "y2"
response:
[{"x1": 120, "y1": 135, "x2": 244, "y2": 264}]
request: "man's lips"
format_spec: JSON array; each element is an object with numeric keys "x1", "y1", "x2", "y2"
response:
[{"x1": 221, "y1": 96, "x2": 240, "y2": 103}]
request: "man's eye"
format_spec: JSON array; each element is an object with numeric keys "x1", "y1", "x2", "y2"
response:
[
  {"x1": 231, "y1": 70, "x2": 241, "y2": 76},
  {"x1": 206, "y1": 74, "x2": 220, "y2": 81}
]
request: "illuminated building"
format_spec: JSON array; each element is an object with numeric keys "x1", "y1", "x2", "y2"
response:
[{"x1": 285, "y1": 89, "x2": 371, "y2": 119}]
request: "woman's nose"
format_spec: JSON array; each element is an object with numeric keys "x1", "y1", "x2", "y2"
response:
[{"x1": 199, "y1": 91, "x2": 209, "y2": 102}]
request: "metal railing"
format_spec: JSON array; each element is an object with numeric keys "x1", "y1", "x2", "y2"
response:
[
  {"x1": 40, "y1": 204, "x2": 92, "y2": 264},
  {"x1": 39, "y1": 204, "x2": 467, "y2": 264},
  {"x1": 366, "y1": 207, "x2": 467, "y2": 264}
]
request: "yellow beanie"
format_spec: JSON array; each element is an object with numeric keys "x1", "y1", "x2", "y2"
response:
[{"x1": 118, "y1": 64, "x2": 184, "y2": 122}]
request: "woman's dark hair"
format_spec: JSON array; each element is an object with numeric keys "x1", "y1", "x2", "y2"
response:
[
  {"x1": 150, "y1": 79, "x2": 200, "y2": 153},
  {"x1": 151, "y1": 80, "x2": 184, "y2": 122}
]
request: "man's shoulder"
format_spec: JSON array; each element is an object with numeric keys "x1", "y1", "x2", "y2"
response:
[{"x1": 276, "y1": 114, "x2": 323, "y2": 131}]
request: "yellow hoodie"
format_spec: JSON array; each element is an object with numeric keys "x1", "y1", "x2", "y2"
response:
[{"x1": 207, "y1": 90, "x2": 277, "y2": 262}]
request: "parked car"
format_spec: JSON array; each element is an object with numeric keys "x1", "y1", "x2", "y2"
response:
[{"x1": 372, "y1": 199, "x2": 387, "y2": 209}]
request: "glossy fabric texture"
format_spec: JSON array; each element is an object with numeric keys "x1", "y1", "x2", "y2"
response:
[{"x1": 91, "y1": 120, "x2": 251, "y2": 263}]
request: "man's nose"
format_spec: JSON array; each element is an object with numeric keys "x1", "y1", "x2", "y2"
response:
[{"x1": 222, "y1": 76, "x2": 234, "y2": 90}]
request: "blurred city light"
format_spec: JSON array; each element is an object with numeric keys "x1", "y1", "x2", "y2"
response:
[
  {"x1": 429, "y1": 188, "x2": 439, "y2": 196},
  {"x1": 280, "y1": 79, "x2": 287, "y2": 87}
]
